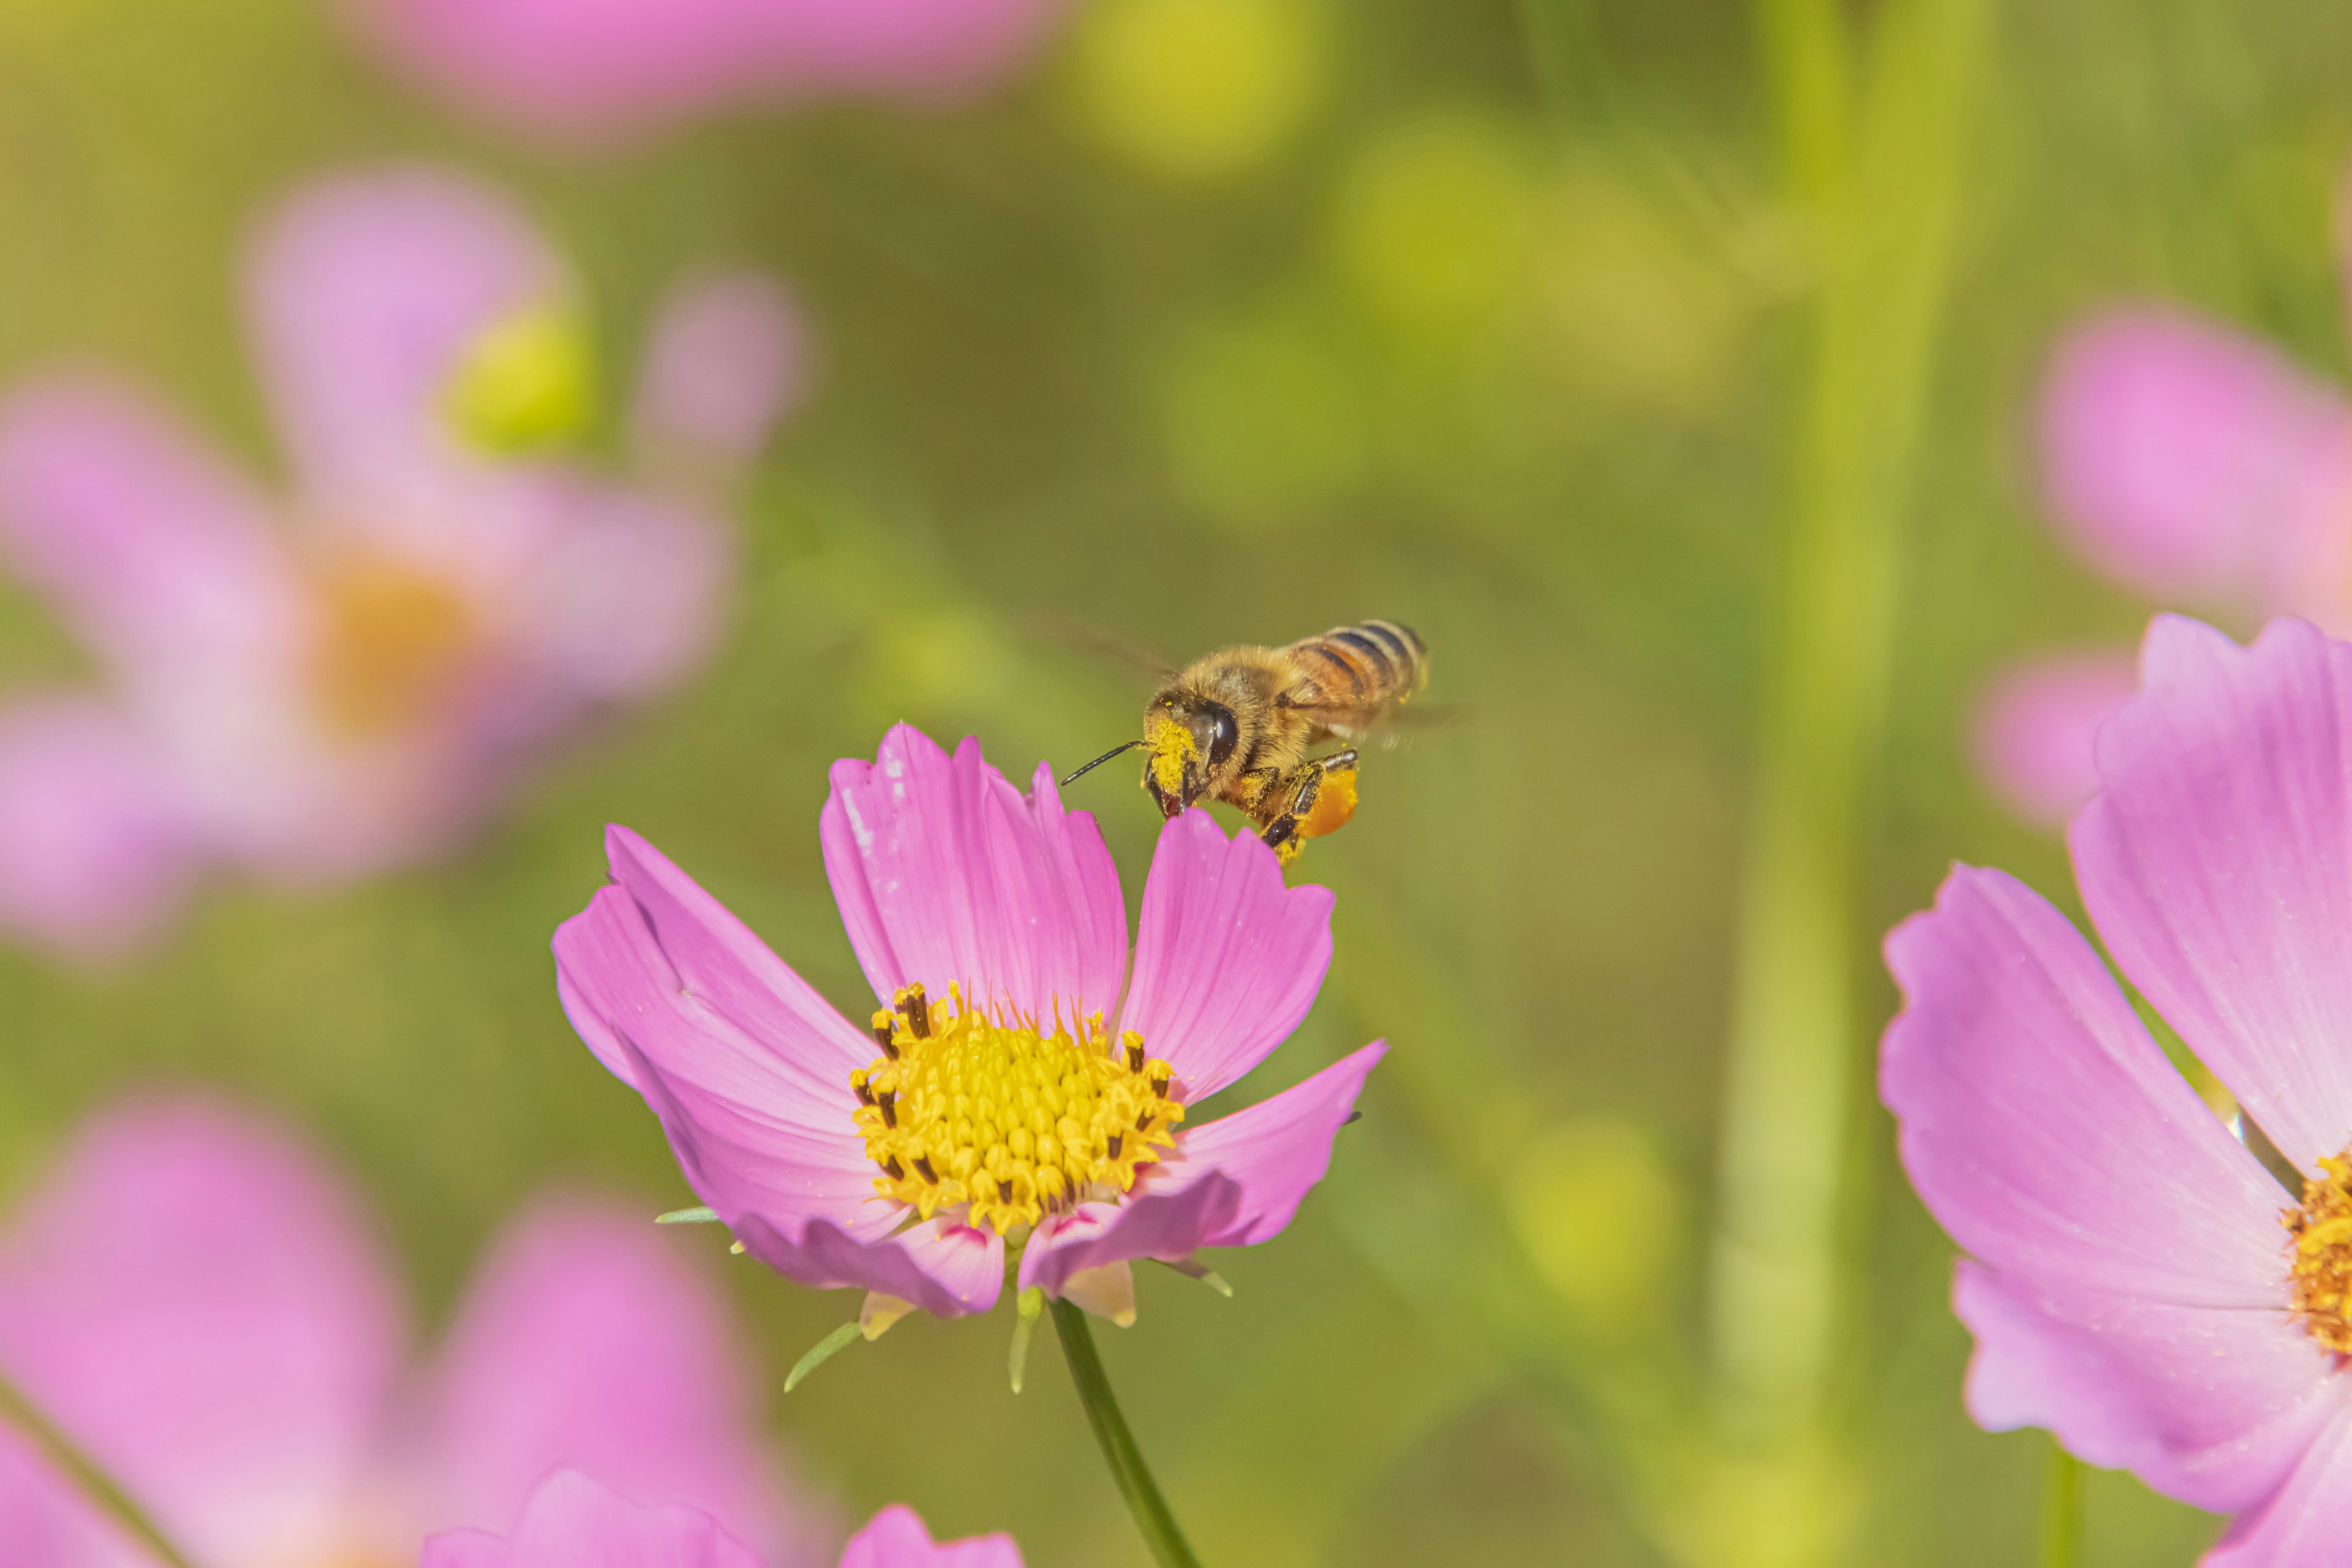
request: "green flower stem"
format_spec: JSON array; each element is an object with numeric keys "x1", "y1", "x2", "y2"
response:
[
  {"x1": 1708, "y1": 0, "x2": 1991, "y2": 1451},
  {"x1": 0, "y1": 1366, "x2": 200, "y2": 1568},
  {"x1": 1049, "y1": 1297, "x2": 1202, "y2": 1568},
  {"x1": 2039, "y1": 1441, "x2": 2082, "y2": 1568}
]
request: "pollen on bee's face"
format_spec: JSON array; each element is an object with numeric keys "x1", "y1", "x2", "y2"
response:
[
  {"x1": 848, "y1": 984, "x2": 1182, "y2": 1235},
  {"x1": 1145, "y1": 719, "x2": 1195, "y2": 799}
]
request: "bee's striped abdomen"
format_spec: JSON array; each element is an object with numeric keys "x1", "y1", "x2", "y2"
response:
[{"x1": 1287, "y1": 620, "x2": 1429, "y2": 708}]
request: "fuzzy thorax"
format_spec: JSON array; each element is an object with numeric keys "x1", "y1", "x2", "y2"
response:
[
  {"x1": 850, "y1": 984, "x2": 1182, "y2": 1235},
  {"x1": 2288, "y1": 1153, "x2": 2352, "y2": 1354}
]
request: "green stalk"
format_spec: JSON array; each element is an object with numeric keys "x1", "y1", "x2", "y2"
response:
[
  {"x1": 1050, "y1": 1297, "x2": 1202, "y2": 1568},
  {"x1": 0, "y1": 1368, "x2": 200, "y2": 1568},
  {"x1": 2038, "y1": 1442, "x2": 2082, "y2": 1568},
  {"x1": 1707, "y1": 0, "x2": 1992, "y2": 1455}
]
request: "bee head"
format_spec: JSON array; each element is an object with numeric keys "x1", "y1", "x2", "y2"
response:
[{"x1": 1142, "y1": 696, "x2": 1239, "y2": 816}]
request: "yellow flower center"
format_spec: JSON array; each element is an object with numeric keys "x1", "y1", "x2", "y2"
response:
[
  {"x1": 309, "y1": 557, "x2": 476, "y2": 738},
  {"x1": 2288, "y1": 1153, "x2": 2352, "y2": 1355},
  {"x1": 850, "y1": 984, "x2": 1183, "y2": 1237}
]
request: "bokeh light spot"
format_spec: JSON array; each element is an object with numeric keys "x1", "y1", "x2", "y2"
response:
[
  {"x1": 443, "y1": 306, "x2": 595, "y2": 455},
  {"x1": 1334, "y1": 114, "x2": 1542, "y2": 337},
  {"x1": 1536, "y1": 165, "x2": 1749, "y2": 413},
  {"x1": 1507, "y1": 1116, "x2": 1677, "y2": 1332},
  {"x1": 1068, "y1": 0, "x2": 1325, "y2": 183}
]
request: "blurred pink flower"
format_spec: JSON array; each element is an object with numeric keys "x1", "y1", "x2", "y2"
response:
[
  {"x1": 339, "y1": 0, "x2": 1076, "y2": 147},
  {"x1": 1967, "y1": 650, "x2": 2140, "y2": 827},
  {"x1": 1888, "y1": 614, "x2": 2352, "y2": 1566},
  {"x1": 0, "y1": 165, "x2": 807, "y2": 960},
  {"x1": 0, "y1": 1095, "x2": 829, "y2": 1568},
  {"x1": 428, "y1": 1474, "x2": 1019, "y2": 1568},
  {"x1": 1987, "y1": 176, "x2": 2352, "y2": 830},
  {"x1": 554, "y1": 723, "x2": 1384, "y2": 1329}
]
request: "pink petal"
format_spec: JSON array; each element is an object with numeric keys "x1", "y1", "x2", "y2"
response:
[
  {"x1": 1882, "y1": 863, "x2": 2332, "y2": 1511},
  {"x1": 840, "y1": 1504, "x2": 1024, "y2": 1568},
  {"x1": 2073, "y1": 616, "x2": 2352, "y2": 1169},
  {"x1": 0, "y1": 1096, "x2": 408, "y2": 1564},
  {"x1": 821, "y1": 728, "x2": 1128, "y2": 1023},
  {"x1": 1968, "y1": 650, "x2": 2141, "y2": 829},
  {"x1": 0, "y1": 699, "x2": 204, "y2": 959},
  {"x1": 2204, "y1": 1401, "x2": 2352, "y2": 1567},
  {"x1": 722, "y1": 1210, "x2": 1003, "y2": 1321},
  {"x1": 338, "y1": 0, "x2": 772, "y2": 148},
  {"x1": 1019, "y1": 1042, "x2": 1384, "y2": 1297},
  {"x1": 245, "y1": 167, "x2": 564, "y2": 499},
  {"x1": 752, "y1": 0, "x2": 1072, "y2": 97},
  {"x1": 2038, "y1": 308, "x2": 2351, "y2": 603},
  {"x1": 629, "y1": 271, "x2": 810, "y2": 471},
  {"x1": 418, "y1": 1195, "x2": 807, "y2": 1560},
  {"x1": 1116, "y1": 809, "x2": 1335, "y2": 1101},
  {"x1": 503, "y1": 478, "x2": 731, "y2": 702},
  {"x1": 0, "y1": 373, "x2": 293, "y2": 673},
  {"x1": 553, "y1": 827, "x2": 884, "y2": 1234},
  {"x1": 421, "y1": 1471, "x2": 764, "y2": 1568},
  {"x1": 0, "y1": 1428, "x2": 145, "y2": 1568}
]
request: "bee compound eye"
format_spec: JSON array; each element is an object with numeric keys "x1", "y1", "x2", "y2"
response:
[{"x1": 1205, "y1": 704, "x2": 1239, "y2": 768}]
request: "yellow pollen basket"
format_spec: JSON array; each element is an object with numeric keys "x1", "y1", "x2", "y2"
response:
[
  {"x1": 308, "y1": 559, "x2": 475, "y2": 737},
  {"x1": 1298, "y1": 766, "x2": 1357, "y2": 838},
  {"x1": 849, "y1": 983, "x2": 1183, "y2": 1236},
  {"x1": 2287, "y1": 1152, "x2": 2352, "y2": 1354}
]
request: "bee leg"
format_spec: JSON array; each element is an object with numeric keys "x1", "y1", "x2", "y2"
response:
[{"x1": 1253, "y1": 753, "x2": 1348, "y2": 862}]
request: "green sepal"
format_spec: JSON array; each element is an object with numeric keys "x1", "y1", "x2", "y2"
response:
[
  {"x1": 784, "y1": 1321, "x2": 863, "y2": 1393},
  {"x1": 654, "y1": 1206, "x2": 722, "y2": 1225},
  {"x1": 1008, "y1": 1287, "x2": 1046, "y2": 1393},
  {"x1": 1152, "y1": 1257, "x2": 1233, "y2": 1297}
]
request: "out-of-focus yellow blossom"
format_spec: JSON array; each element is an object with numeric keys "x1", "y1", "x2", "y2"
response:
[
  {"x1": 1158, "y1": 302, "x2": 1369, "y2": 523},
  {"x1": 1507, "y1": 1115, "x2": 1678, "y2": 1333},
  {"x1": 443, "y1": 306, "x2": 595, "y2": 454},
  {"x1": 1068, "y1": 0, "x2": 1325, "y2": 183},
  {"x1": 1333, "y1": 113, "x2": 1542, "y2": 339},
  {"x1": 1535, "y1": 165, "x2": 1749, "y2": 414}
]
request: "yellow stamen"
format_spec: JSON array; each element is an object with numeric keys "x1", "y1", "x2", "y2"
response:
[
  {"x1": 849, "y1": 983, "x2": 1183, "y2": 1236},
  {"x1": 2286, "y1": 1153, "x2": 2352, "y2": 1354}
]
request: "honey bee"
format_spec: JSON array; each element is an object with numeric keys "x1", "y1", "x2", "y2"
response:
[{"x1": 1061, "y1": 620, "x2": 1430, "y2": 862}]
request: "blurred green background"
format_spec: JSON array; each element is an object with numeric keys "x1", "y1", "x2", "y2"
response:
[{"x1": 4, "y1": 0, "x2": 2350, "y2": 1561}]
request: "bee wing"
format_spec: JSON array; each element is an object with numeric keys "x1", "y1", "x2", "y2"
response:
[
  {"x1": 1027, "y1": 613, "x2": 1181, "y2": 680},
  {"x1": 1276, "y1": 686, "x2": 1463, "y2": 742}
]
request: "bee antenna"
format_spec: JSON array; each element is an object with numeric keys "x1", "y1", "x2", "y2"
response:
[{"x1": 1060, "y1": 739, "x2": 1144, "y2": 788}]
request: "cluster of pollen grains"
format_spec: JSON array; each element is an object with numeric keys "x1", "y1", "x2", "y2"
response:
[
  {"x1": 2286, "y1": 1153, "x2": 2352, "y2": 1355},
  {"x1": 848, "y1": 983, "x2": 1183, "y2": 1237}
]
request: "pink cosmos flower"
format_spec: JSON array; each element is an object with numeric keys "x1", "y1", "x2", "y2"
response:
[
  {"x1": 428, "y1": 1473, "x2": 1019, "y2": 1568},
  {"x1": 554, "y1": 723, "x2": 1384, "y2": 1330},
  {"x1": 1979, "y1": 170, "x2": 2352, "y2": 827},
  {"x1": 339, "y1": 0, "x2": 1076, "y2": 148},
  {"x1": 1885, "y1": 613, "x2": 2352, "y2": 1564},
  {"x1": 0, "y1": 1095, "x2": 826, "y2": 1568},
  {"x1": 0, "y1": 165, "x2": 805, "y2": 960}
]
